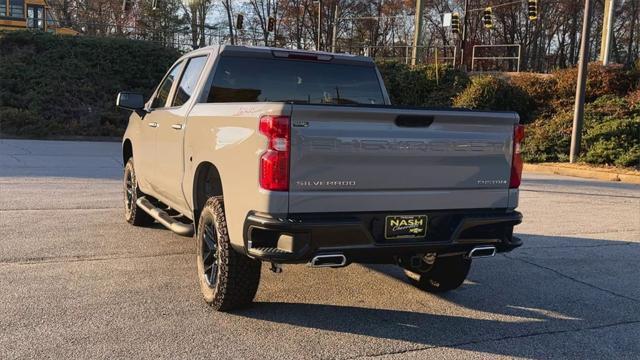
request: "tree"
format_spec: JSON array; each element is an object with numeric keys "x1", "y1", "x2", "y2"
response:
[{"x1": 46, "y1": 0, "x2": 639, "y2": 70}]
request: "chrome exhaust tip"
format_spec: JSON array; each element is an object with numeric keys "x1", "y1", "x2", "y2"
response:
[
  {"x1": 309, "y1": 254, "x2": 347, "y2": 268},
  {"x1": 467, "y1": 246, "x2": 496, "y2": 259}
]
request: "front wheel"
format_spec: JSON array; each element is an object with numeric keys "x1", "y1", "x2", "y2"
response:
[
  {"x1": 403, "y1": 255, "x2": 471, "y2": 293},
  {"x1": 123, "y1": 158, "x2": 154, "y2": 226},
  {"x1": 196, "y1": 196, "x2": 261, "y2": 311}
]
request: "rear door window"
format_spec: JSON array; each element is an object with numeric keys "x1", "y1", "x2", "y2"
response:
[
  {"x1": 207, "y1": 56, "x2": 384, "y2": 105},
  {"x1": 172, "y1": 56, "x2": 208, "y2": 107}
]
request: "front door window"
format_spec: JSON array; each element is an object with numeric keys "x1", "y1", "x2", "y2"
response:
[{"x1": 27, "y1": 5, "x2": 44, "y2": 30}]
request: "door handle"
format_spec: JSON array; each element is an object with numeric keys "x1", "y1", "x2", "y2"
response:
[
  {"x1": 171, "y1": 124, "x2": 184, "y2": 130},
  {"x1": 148, "y1": 122, "x2": 158, "y2": 128},
  {"x1": 394, "y1": 115, "x2": 434, "y2": 127}
]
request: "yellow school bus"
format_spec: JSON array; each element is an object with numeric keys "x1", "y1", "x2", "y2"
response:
[{"x1": 0, "y1": 0, "x2": 77, "y2": 34}]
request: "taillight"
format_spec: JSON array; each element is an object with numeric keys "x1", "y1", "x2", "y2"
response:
[
  {"x1": 510, "y1": 124, "x2": 525, "y2": 189},
  {"x1": 259, "y1": 115, "x2": 290, "y2": 191}
]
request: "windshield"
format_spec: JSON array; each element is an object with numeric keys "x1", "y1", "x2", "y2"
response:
[{"x1": 207, "y1": 56, "x2": 385, "y2": 105}]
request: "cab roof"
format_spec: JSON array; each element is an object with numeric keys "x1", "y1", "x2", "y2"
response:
[{"x1": 183, "y1": 45, "x2": 375, "y2": 66}]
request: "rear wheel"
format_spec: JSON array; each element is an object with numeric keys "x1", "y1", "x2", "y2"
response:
[
  {"x1": 403, "y1": 255, "x2": 471, "y2": 293},
  {"x1": 123, "y1": 158, "x2": 154, "y2": 226},
  {"x1": 196, "y1": 196, "x2": 261, "y2": 311}
]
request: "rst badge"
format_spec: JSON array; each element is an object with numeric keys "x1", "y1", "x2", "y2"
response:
[{"x1": 385, "y1": 215, "x2": 427, "y2": 239}]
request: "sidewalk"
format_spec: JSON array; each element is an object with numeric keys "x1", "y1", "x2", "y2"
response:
[{"x1": 524, "y1": 163, "x2": 640, "y2": 184}]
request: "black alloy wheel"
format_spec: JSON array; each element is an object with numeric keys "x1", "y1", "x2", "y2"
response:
[{"x1": 201, "y1": 219, "x2": 219, "y2": 287}]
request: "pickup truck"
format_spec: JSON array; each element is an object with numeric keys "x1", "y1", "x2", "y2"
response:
[{"x1": 117, "y1": 45, "x2": 524, "y2": 311}]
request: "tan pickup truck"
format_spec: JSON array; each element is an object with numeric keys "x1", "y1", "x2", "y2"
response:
[{"x1": 117, "y1": 45, "x2": 523, "y2": 311}]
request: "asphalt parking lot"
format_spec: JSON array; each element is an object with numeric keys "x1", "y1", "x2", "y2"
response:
[{"x1": 1, "y1": 138, "x2": 639, "y2": 359}]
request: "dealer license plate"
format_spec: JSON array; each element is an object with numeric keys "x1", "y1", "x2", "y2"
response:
[{"x1": 384, "y1": 215, "x2": 427, "y2": 239}]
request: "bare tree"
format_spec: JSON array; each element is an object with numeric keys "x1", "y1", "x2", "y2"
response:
[{"x1": 222, "y1": 0, "x2": 236, "y2": 45}]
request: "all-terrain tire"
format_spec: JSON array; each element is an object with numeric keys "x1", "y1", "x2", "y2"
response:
[
  {"x1": 404, "y1": 255, "x2": 471, "y2": 293},
  {"x1": 123, "y1": 158, "x2": 155, "y2": 226},
  {"x1": 196, "y1": 196, "x2": 261, "y2": 311}
]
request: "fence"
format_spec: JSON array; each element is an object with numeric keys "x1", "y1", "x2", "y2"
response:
[
  {"x1": 471, "y1": 44, "x2": 522, "y2": 72},
  {"x1": 338, "y1": 45, "x2": 457, "y2": 66}
]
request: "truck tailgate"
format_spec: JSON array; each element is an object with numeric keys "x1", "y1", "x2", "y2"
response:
[{"x1": 288, "y1": 105, "x2": 519, "y2": 213}]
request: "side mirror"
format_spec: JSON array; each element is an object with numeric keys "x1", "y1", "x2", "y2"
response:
[{"x1": 116, "y1": 92, "x2": 146, "y2": 116}]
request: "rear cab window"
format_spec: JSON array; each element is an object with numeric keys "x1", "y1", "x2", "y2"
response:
[{"x1": 206, "y1": 56, "x2": 385, "y2": 105}]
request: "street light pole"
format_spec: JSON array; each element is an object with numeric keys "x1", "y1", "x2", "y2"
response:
[{"x1": 570, "y1": 0, "x2": 593, "y2": 163}]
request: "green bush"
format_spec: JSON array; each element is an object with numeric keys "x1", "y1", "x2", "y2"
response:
[
  {"x1": 376, "y1": 61, "x2": 426, "y2": 106},
  {"x1": 0, "y1": 31, "x2": 181, "y2": 138},
  {"x1": 583, "y1": 117, "x2": 640, "y2": 167},
  {"x1": 509, "y1": 73, "x2": 557, "y2": 115},
  {"x1": 417, "y1": 64, "x2": 470, "y2": 107},
  {"x1": 627, "y1": 89, "x2": 640, "y2": 109},
  {"x1": 452, "y1": 75, "x2": 535, "y2": 122},
  {"x1": 631, "y1": 60, "x2": 640, "y2": 90},
  {"x1": 0, "y1": 108, "x2": 49, "y2": 137},
  {"x1": 553, "y1": 63, "x2": 638, "y2": 104},
  {"x1": 523, "y1": 95, "x2": 640, "y2": 168},
  {"x1": 377, "y1": 61, "x2": 469, "y2": 107},
  {"x1": 522, "y1": 110, "x2": 573, "y2": 163}
]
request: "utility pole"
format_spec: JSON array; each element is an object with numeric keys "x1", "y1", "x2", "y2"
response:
[
  {"x1": 570, "y1": 0, "x2": 593, "y2": 163},
  {"x1": 331, "y1": 2, "x2": 338, "y2": 52},
  {"x1": 600, "y1": 0, "x2": 615, "y2": 65},
  {"x1": 411, "y1": 0, "x2": 425, "y2": 66},
  {"x1": 459, "y1": 0, "x2": 469, "y2": 68},
  {"x1": 315, "y1": 0, "x2": 322, "y2": 51}
]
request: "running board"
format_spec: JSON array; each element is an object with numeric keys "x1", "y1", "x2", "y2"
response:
[{"x1": 136, "y1": 197, "x2": 193, "y2": 236}]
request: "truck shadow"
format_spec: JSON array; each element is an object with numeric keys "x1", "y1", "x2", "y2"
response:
[{"x1": 233, "y1": 233, "x2": 639, "y2": 357}]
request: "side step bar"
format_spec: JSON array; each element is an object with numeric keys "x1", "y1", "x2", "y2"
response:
[{"x1": 136, "y1": 197, "x2": 193, "y2": 236}]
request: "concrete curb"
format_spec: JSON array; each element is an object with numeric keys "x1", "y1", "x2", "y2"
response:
[
  {"x1": 0, "y1": 135, "x2": 121, "y2": 142},
  {"x1": 524, "y1": 163, "x2": 640, "y2": 184}
]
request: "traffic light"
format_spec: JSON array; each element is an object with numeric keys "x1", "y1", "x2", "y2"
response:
[
  {"x1": 483, "y1": 7, "x2": 493, "y2": 29},
  {"x1": 528, "y1": 0, "x2": 538, "y2": 21},
  {"x1": 267, "y1": 17, "x2": 275, "y2": 32},
  {"x1": 236, "y1": 14, "x2": 244, "y2": 29},
  {"x1": 451, "y1": 12, "x2": 461, "y2": 35}
]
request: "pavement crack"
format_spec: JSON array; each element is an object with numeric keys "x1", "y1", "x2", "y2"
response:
[
  {"x1": 527, "y1": 228, "x2": 640, "y2": 237},
  {"x1": 111, "y1": 156, "x2": 124, "y2": 165},
  {"x1": 8, "y1": 154, "x2": 23, "y2": 164},
  {"x1": 346, "y1": 319, "x2": 640, "y2": 359},
  {"x1": 0, "y1": 251, "x2": 192, "y2": 266},
  {"x1": 504, "y1": 254, "x2": 640, "y2": 304},
  {"x1": 575, "y1": 229, "x2": 640, "y2": 236},
  {"x1": 522, "y1": 242, "x2": 637, "y2": 250},
  {"x1": 3, "y1": 143, "x2": 34, "y2": 155},
  {"x1": 0, "y1": 207, "x2": 119, "y2": 211},
  {"x1": 521, "y1": 188, "x2": 640, "y2": 199}
]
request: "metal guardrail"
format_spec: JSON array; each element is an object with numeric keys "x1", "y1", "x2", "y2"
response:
[{"x1": 471, "y1": 44, "x2": 521, "y2": 72}]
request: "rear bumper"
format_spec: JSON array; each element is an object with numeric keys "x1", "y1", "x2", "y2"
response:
[{"x1": 242, "y1": 209, "x2": 522, "y2": 264}]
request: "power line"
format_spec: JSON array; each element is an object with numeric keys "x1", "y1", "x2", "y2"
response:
[{"x1": 468, "y1": 0, "x2": 525, "y2": 12}]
